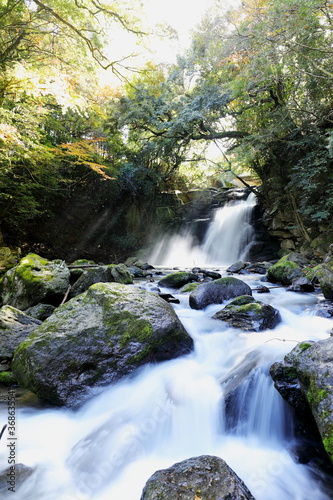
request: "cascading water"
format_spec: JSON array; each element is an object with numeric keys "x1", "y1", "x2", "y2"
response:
[
  {"x1": 149, "y1": 191, "x2": 257, "y2": 267},
  {"x1": 1, "y1": 201, "x2": 333, "y2": 500}
]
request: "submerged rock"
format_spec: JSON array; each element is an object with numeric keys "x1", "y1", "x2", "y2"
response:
[
  {"x1": 0, "y1": 253, "x2": 70, "y2": 310},
  {"x1": 158, "y1": 271, "x2": 199, "y2": 289},
  {"x1": 140, "y1": 455, "x2": 255, "y2": 500},
  {"x1": 12, "y1": 283, "x2": 193, "y2": 407},
  {"x1": 213, "y1": 295, "x2": 281, "y2": 331},
  {"x1": 70, "y1": 263, "x2": 133, "y2": 297},
  {"x1": 270, "y1": 338, "x2": 333, "y2": 463},
  {"x1": 189, "y1": 277, "x2": 252, "y2": 310}
]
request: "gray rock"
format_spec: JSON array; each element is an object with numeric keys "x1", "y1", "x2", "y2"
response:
[
  {"x1": 140, "y1": 455, "x2": 254, "y2": 500},
  {"x1": 0, "y1": 253, "x2": 70, "y2": 310},
  {"x1": 25, "y1": 304, "x2": 56, "y2": 321},
  {"x1": 0, "y1": 305, "x2": 41, "y2": 363},
  {"x1": 270, "y1": 339, "x2": 333, "y2": 463},
  {"x1": 158, "y1": 271, "x2": 199, "y2": 289},
  {"x1": 0, "y1": 463, "x2": 35, "y2": 494},
  {"x1": 12, "y1": 283, "x2": 193, "y2": 407},
  {"x1": 189, "y1": 277, "x2": 252, "y2": 310},
  {"x1": 227, "y1": 261, "x2": 247, "y2": 273},
  {"x1": 70, "y1": 263, "x2": 133, "y2": 297},
  {"x1": 213, "y1": 295, "x2": 281, "y2": 331}
]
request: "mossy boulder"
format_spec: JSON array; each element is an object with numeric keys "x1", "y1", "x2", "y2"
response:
[
  {"x1": 12, "y1": 283, "x2": 193, "y2": 407},
  {"x1": 267, "y1": 253, "x2": 306, "y2": 285},
  {"x1": 70, "y1": 263, "x2": 133, "y2": 297},
  {"x1": 312, "y1": 258, "x2": 333, "y2": 300},
  {"x1": 180, "y1": 282, "x2": 201, "y2": 293},
  {"x1": 140, "y1": 455, "x2": 254, "y2": 500},
  {"x1": 189, "y1": 277, "x2": 252, "y2": 310},
  {"x1": 270, "y1": 338, "x2": 333, "y2": 463},
  {"x1": 158, "y1": 271, "x2": 199, "y2": 289},
  {"x1": 212, "y1": 295, "x2": 281, "y2": 331},
  {"x1": 0, "y1": 305, "x2": 41, "y2": 365},
  {"x1": 0, "y1": 253, "x2": 70, "y2": 310}
]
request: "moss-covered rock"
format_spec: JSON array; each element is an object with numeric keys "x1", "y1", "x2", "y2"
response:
[
  {"x1": 0, "y1": 253, "x2": 70, "y2": 310},
  {"x1": 313, "y1": 261, "x2": 333, "y2": 300},
  {"x1": 189, "y1": 277, "x2": 252, "y2": 310},
  {"x1": 12, "y1": 283, "x2": 193, "y2": 407},
  {"x1": 140, "y1": 455, "x2": 255, "y2": 500},
  {"x1": 213, "y1": 295, "x2": 281, "y2": 331},
  {"x1": 180, "y1": 282, "x2": 201, "y2": 293},
  {"x1": 267, "y1": 253, "x2": 305, "y2": 285},
  {"x1": 0, "y1": 371, "x2": 17, "y2": 385},
  {"x1": 70, "y1": 263, "x2": 133, "y2": 297},
  {"x1": 270, "y1": 338, "x2": 333, "y2": 463},
  {"x1": 158, "y1": 271, "x2": 199, "y2": 289}
]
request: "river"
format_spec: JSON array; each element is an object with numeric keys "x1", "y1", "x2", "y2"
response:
[{"x1": 0, "y1": 193, "x2": 332, "y2": 499}]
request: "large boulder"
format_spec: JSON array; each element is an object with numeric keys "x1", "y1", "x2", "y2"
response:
[
  {"x1": 213, "y1": 295, "x2": 281, "y2": 331},
  {"x1": 70, "y1": 263, "x2": 133, "y2": 297},
  {"x1": 12, "y1": 283, "x2": 193, "y2": 407},
  {"x1": 189, "y1": 277, "x2": 252, "y2": 310},
  {"x1": 140, "y1": 455, "x2": 254, "y2": 500},
  {"x1": 267, "y1": 253, "x2": 306, "y2": 285},
  {"x1": 270, "y1": 338, "x2": 333, "y2": 463},
  {"x1": 312, "y1": 249, "x2": 333, "y2": 300},
  {"x1": 0, "y1": 253, "x2": 70, "y2": 310},
  {"x1": 0, "y1": 305, "x2": 41, "y2": 370},
  {"x1": 158, "y1": 271, "x2": 199, "y2": 289}
]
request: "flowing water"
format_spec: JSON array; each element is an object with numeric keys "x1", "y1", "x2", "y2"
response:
[{"x1": 1, "y1": 197, "x2": 333, "y2": 499}]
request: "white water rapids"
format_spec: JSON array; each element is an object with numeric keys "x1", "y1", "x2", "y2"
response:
[{"x1": 1, "y1": 196, "x2": 333, "y2": 499}]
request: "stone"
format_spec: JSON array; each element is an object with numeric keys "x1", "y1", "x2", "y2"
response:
[
  {"x1": 286, "y1": 277, "x2": 315, "y2": 293},
  {"x1": 158, "y1": 271, "x2": 199, "y2": 289},
  {"x1": 227, "y1": 261, "x2": 247, "y2": 273},
  {"x1": 189, "y1": 277, "x2": 252, "y2": 310},
  {"x1": 25, "y1": 304, "x2": 56, "y2": 321},
  {"x1": 12, "y1": 283, "x2": 193, "y2": 407},
  {"x1": 140, "y1": 455, "x2": 254, "y2": 500},
  {"x1": 213, "y1": 295, "x2": 281, "y2": 331},
  {"x1": 0, "y1": 253, "x2": 70, "y2": 310},
  {"x1": 267, "y1": 253, "x2": 305, "y2": 285},
  {"x1": 313, "y1": 260, "x2": 333, "y2": 300},
  {"x1": 0, "y1": 305, "x2": 41, "y2": 363},
  {"x1": 270, "y1": 339, "x2": 333, "y2": 463},
  {"x1": 70, "y1": 263, "x2": 133, "y2": 297},
  {"x1": 0, "y1": 464, "x2": 35, "y2": 494}
]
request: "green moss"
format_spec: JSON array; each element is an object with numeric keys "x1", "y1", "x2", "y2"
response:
[
  {"x1": 181, "y1": 283, "x2": 200, "y2": 293},
  {"x1": 323, "y1": 434, "x2": 333, "y2": 461},
  {"x1": 299, "y1": 342, "x2": 312, "y2": 351},
  {"x1": 226, "y1": 295, "x2": 255, "y2": 307},
  {"x1": 0, "y1": 371, "x2": 17, "y2": 385},
  {"x1": 159, "y1": 272, "x2": 198, "y2": 289}
]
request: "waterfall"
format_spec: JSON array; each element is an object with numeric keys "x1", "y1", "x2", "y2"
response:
[{"x1": 149, "y1": 191, "x2": 257, "y2": 267}]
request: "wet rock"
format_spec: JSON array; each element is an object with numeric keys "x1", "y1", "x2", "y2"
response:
[
  {"x1": 287, "y1": 277, "x2": 315, "y2": 293},
  {"x1": 312, "y1": 258, "x2": 333, "y2": 300},
  {"x1": 227, "y1": 261, "x2": 247, "y2": 273},
  {"x1": 267, "y1": 253, "x2": 305, "y2": 285},
  {"x1": 12, "y1": 283, "x2": 193, "y2": 407},
  {"x1": 270, "y1": 339, "x2": 333, "y2": 463},
  {"x1": 189, "y1": 277, "x2": 252, "y2": 310},
  {"x1": 70, "y1": 263, "x2": 133, "y2": 297},
  {"x1": 0, "y1": 253, "x2": 70, "y2": 310},
  {"x1": 159, "y1": 293, "x2": 180, "y2": 304},
  {"x1": 158, "y1": 271, "x2": 199, "y2": 289},
  {"x1": 0, "y1": 463, "x2": 35, "y2": 494},
  {"x1": 140, "y1": 455, "x2": 255, "y2": 500},
  {"x1": 255, "y1": 285, "x2": 270, "y2": 293},
  {"x1": 213, "y1": 295, "x2": 281, "y2": 331}
]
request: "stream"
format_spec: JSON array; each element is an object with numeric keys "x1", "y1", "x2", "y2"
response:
[{"x1": 1, "y1": 194, "x2": 333, "y2": 499}]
